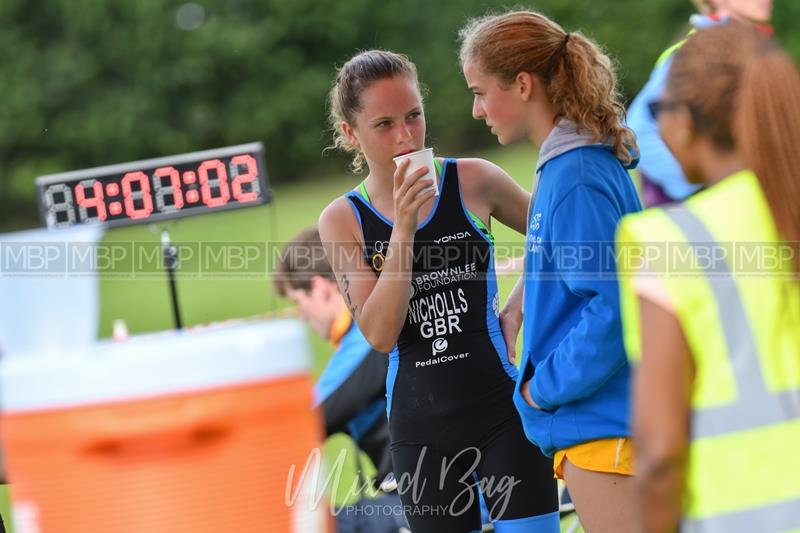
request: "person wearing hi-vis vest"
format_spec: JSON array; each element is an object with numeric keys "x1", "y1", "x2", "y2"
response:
[{"x1": 616, "y1": 24, "x2": 800, "y2": 533}]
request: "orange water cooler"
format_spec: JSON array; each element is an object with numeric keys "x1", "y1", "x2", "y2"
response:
[{"x1": 0, "y1": 319, "x2": 331, "y2": 533}]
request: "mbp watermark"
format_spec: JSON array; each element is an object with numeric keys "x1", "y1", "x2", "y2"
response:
[{"x1": 1, "y1": 239, "x2": 796, "y2": 281}]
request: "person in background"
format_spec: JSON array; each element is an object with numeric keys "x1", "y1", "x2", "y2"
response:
[
  {"x1": 274, "y1": 226, "x2": 406, "y2": 533},
  {"x1": 627, "y1": 0, "x2": 773, "y2": 206},
  {"x1": 618, "y1": 24, "x2": 800, "y2": 532},
  {"x1": 459, "y1": 10, "x2": 642, "y2": 532}
]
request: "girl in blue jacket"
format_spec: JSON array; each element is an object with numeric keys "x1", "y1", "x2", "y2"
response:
[{"x1": 459, "y1": 10, "x2": 642, "y2": 532}]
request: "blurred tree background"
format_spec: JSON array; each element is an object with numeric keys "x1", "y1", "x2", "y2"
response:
[{"x1": 1, "y1": 0, "x2": 797, "y2": 230}]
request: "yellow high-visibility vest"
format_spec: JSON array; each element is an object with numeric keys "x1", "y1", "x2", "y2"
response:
[{"x1": 617, "y1": 170, "x2": 800, "y2": 532}]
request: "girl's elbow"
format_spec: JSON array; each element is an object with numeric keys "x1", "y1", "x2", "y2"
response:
[
  {"x1": 363, "y1": 329, "x2": 396, "y2": 353},
  {"x1": 371, "y1": 339, "x2": 395, "y2": 353}
]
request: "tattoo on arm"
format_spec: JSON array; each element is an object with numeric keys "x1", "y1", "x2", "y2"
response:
[{"x1": 340, "y1": 273, "x2": 359, "y2": 319}]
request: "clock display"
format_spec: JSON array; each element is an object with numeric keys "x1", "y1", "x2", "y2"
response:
[{"x1": 36, "y1": 142, "x2": 270, "y2": 229}]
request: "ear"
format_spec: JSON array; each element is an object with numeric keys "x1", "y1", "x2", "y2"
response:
[
  {"x1": 341, "y1": 121, "x2": 360, "y2": 148},
  {"x1": 514, "y1": 71, "x2": 536, "y2": 102},
  {"x1": 310, "y1": 275, "x2": 334, "y2": 300}
]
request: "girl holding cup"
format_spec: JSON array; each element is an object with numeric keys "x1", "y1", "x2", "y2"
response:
[{"x1": 319, "y1": 49, "x2": 559, "y2": 532}]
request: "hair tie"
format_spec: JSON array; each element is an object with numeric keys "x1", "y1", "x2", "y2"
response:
[
  {"x1": 557, "y1": 33, "x2": 570, "y2": 60},
  {"x1": 545, "y1": 32, "x2": 571, "y2": 77}
]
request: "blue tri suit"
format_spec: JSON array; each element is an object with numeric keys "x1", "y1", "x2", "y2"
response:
[{"x1": 344, "y1": 158, "x2": 560, "y2": 533}]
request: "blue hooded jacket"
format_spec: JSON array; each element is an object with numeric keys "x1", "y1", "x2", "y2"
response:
[{"x1": 514, "y1": 120, "x2": 642, "y2": 457}]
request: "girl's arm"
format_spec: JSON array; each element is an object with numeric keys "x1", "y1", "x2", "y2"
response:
[
  {"x1": 458, "y1": 157, "x2": 530, "y2": 235},
  {"x1": 319, "y1": 162, "x2": 434, "y2": 352},
  {"x1": 634, "y1": 296, "x2": 693, "y2": 533},
  {"x1": 524, "y1": 185, "x2": 627, "y2": 408},
  {"x1": 458, "y1": 158, "x2": 531, "y2": 364}
]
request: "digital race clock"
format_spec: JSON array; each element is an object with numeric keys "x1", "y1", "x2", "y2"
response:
[{"x1": 36, "y1": 142, "x2": 270, "y2": 229}]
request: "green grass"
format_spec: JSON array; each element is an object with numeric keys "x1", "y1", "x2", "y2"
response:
[{"x1": 0, "y1": 486, "x2": 9, "y2": 532}]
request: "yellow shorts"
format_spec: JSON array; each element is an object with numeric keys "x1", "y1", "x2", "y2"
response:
[{"x1": 553, "y1": 437, "x2": 634, "y2": 480}]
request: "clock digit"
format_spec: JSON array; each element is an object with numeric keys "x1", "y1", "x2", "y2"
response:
[
  {"x1": 74, "y1": 179, "x2": 107, "y2": 223},
  {"x1": 197, "y1": 159, "x2": 230, "y2": 207},
  {"x1": 43, "y1": 183, "x2": 76, "y2": 228},
  {"x1": 152, "y1": 166, "x2": 184, "y2": 213},
  {"x1": 230, "y1": 154, "x2": 261, "y2": 202},
  {"x1": 121, "y1": 171, "x2": 154, "y2": 219}
]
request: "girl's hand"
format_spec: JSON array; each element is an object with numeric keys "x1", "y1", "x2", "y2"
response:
[
  {"x1": 393, "y1": 159, "x2": 435, "y2": 236},
  {"x1": 499, "y1": 305, "x2": 522, "y2": 365},
  {"x1": 521, "y1": 380, "x2": 541, "y2": 409}
]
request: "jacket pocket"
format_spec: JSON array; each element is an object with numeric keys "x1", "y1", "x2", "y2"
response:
[{"x1": 512, "y1": 384, "x2": 555, "y2": 457}]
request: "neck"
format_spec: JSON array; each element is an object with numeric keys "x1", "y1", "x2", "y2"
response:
[
  {"x1": 698, "y1": 143, "x2": 746, "y2": 186},
  {"x1": 363, "y1": 165, "x2": 395, "y2": 203},
  {"x1": 327, "y1": 304, "x2": 352, "y2": 346},
  {"x1": 526, "y1": 104, "x2": 558, "y2": 147}
]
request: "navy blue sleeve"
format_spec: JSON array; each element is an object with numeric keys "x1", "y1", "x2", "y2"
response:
[
  {"x1": 321, "y1": 349, "x2": 387, "y2": 436},
  {"x1": 528, "y1": 184, "x2": 627, "y2": 409}
]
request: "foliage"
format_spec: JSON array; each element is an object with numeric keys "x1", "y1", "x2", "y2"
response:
[{"x1": 1, "y1": 0, "x2": 797, "y2": 229}]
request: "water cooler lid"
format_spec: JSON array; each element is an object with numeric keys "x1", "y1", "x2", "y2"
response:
[{"x1": 0, "y1": 318, "x2": 312, "y2": 412}]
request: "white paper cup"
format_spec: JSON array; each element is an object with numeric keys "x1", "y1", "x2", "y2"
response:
[{"x1": 393, "y1": 148, "x2": 438, "y2": 196}]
